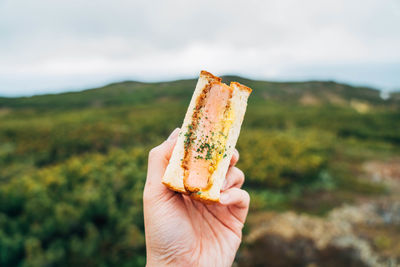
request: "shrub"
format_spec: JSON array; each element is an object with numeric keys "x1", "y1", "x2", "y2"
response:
[
  {"x1": 0, "y1": 148, "x2": 147, "y2": 267},
  {"x1": 237, "y1": 130, "x2": 332, "y2": 189}
]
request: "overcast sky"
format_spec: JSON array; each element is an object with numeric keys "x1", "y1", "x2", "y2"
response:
[{"x1": 1, "y1": 0, "x2": 399, "y2": 96}]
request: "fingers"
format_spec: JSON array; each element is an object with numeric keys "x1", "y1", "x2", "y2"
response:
[
  {"x1": 222, "y1": 166, "x2": 245, "y2": 191},
  {"x1": 146, "y1": 128, "x2": 180, "y2": 186},
  {"x1": 229, "y1": 149, "x2": 239, "y2": 167},
  {"x1": 219, "y1": 187, "x2": 250, "y2": 223},
  {"x1": 220, "y1": 188, "x2": 250, "y2": 208}
]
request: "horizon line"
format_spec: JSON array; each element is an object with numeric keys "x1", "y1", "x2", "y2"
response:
[{"x1": 0, "y1": 74, "x2": 399, "y2": 99}]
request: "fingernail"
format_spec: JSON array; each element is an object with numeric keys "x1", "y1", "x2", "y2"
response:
[
  {"x1": 167, "y1": 128, "x2": 180, "y2": 141},
  {"x1": 220, "y1": 193, "x2": 229, "y2": 204}
]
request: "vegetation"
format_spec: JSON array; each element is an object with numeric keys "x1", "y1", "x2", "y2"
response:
[{"x1": 0, "y1": 76, "x2": 399, "y2": 266}]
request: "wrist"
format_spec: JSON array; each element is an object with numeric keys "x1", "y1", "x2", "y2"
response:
[
  {"x1": 146, "y1": 258, "x2": 177, "y2": 267},
  {"x1": 146, "y1": 252, "x2": 189, "y2": 267},
  {"x1": 146, "y1": 260, "x2": 167, "y2": 267},
  {"x1": 146, "y1": 252, "x2": 175, "y2": 267}
]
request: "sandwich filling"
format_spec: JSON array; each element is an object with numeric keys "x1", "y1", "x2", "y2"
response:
[{"x1": 182, "y1": 82, "x2": 234, "y2": 192}]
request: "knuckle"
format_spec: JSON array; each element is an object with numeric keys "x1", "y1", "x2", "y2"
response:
[
  {"x1": 235, "y1": 149, "x2": 240, "y2": 158},
  {"x1": 242, "y1": 190, "x2": 250, "y2": 204},
  {"x1": 148, "y1": 146, "x2": 161, "y2": 160},
  {"x1": 234, "y1": 167, "x2": 245, "y2": 180},
  {"x1": 143, "y1": 189, "x2": 151, "y2": 203},
  {"x1": 142, "y1": 183, "x2": 157, "y2": 204}
]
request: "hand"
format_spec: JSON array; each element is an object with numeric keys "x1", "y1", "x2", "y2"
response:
[{"x1": 143, "y1": 128, "x2": 250, "y2": 267}]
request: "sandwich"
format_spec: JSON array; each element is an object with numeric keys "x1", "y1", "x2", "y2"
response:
[{"x1": 162, "y1": 70, "x2": 252, "y2": 203}]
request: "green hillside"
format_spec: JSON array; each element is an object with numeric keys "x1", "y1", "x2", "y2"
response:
[
  {"x1": 0, "y1": 76, "x2": 399, "y2": 266},
  {"x1": 1, "y1": 76, "x2": 397, "y2": 109}
]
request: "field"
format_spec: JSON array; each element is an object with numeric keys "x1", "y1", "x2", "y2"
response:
[{"x1": 1, "y1": 76, "x2": 400, "y2": 266}]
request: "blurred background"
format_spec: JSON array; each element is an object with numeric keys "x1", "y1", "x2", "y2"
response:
[{"x1": 1, "y1": 0, "x2": 399, "y2": 266}]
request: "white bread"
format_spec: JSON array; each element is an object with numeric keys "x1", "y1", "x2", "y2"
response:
[{"x1": 162, "y1": 71, "x2": 252, "y2": 203}]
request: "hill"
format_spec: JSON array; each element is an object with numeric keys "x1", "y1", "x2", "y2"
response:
[{"x1": 0, "y1": 76, "x2": 397, "y2": 109}]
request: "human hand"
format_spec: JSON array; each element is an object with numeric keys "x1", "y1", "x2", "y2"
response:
[{"x1": 143, "y1": 128, "x2": 250, "y2": 267}]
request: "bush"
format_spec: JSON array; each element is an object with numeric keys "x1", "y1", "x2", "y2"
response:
[
  {"x1": 0, "y1": 148, "x2": 147, "y2": 267},
  {"x1": 237, "y1": 130, "x2": 332, "y2": 189}
]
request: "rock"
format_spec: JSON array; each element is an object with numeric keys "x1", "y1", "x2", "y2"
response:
[{"x1": 237, "y1": 159, "x2": 400, "y2": 267}]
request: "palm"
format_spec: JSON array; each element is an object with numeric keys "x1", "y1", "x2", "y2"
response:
[{"x1": 146, "y1": 191, "x2": 244, "y2": 266}]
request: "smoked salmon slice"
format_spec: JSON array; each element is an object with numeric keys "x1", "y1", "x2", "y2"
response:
[{"x1": 183, "y1": 82, "x2": 233, "y2": 192}]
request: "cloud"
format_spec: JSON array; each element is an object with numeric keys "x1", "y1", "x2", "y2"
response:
[{"x1": 0, "y1": 0, "x2": 399, "y2": 96}]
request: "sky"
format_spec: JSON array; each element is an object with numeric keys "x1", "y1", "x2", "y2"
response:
[{"x1": 0, "y1": 0, "x2": 400, "y2": 97}]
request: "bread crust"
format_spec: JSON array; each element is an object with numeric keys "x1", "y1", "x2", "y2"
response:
[
  {"x1": 163, "y1": 180, "x2": 219, "y2": 203},
  {"x1": 200, "y1": 70, "x2": 222, "y2": 82},
  {"x1": 230, "y1": 81, "x2": 252, "y2": 94},
  {"x1": 162, "y1": 180, "x2": 189, "y2": 194},
  {"x1": 189, "y1": 192, "x2": 219, "y2": 204}
]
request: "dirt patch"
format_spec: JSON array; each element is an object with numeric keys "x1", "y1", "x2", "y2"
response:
[
  {"x1": 325, "y1": 92, "x2": 347, "y2": 106},
  {"x1": 240, "y1": 198, "x2": 400, "y2": 267},
  {"x1": 364, "y1": 159, "x2": 400, "y2": 183},
  {"x1": 238, "y1": 159, "x2": 400, "y2": 267},
  {"x1": 300, "y1": 93, "x2": 321, "y2": 106},
  {"x1": 0, "y1": 108, "x2": 11, "y2": 116}
]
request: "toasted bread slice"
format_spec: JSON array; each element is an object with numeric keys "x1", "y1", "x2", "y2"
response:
[{"x1": 162, "y1": 71, "x2": 252, "y2": 203}]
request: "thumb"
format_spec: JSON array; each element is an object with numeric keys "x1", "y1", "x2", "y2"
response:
[{"x1": 146, "y1": 128, "x2": 180, "y2": 189}]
